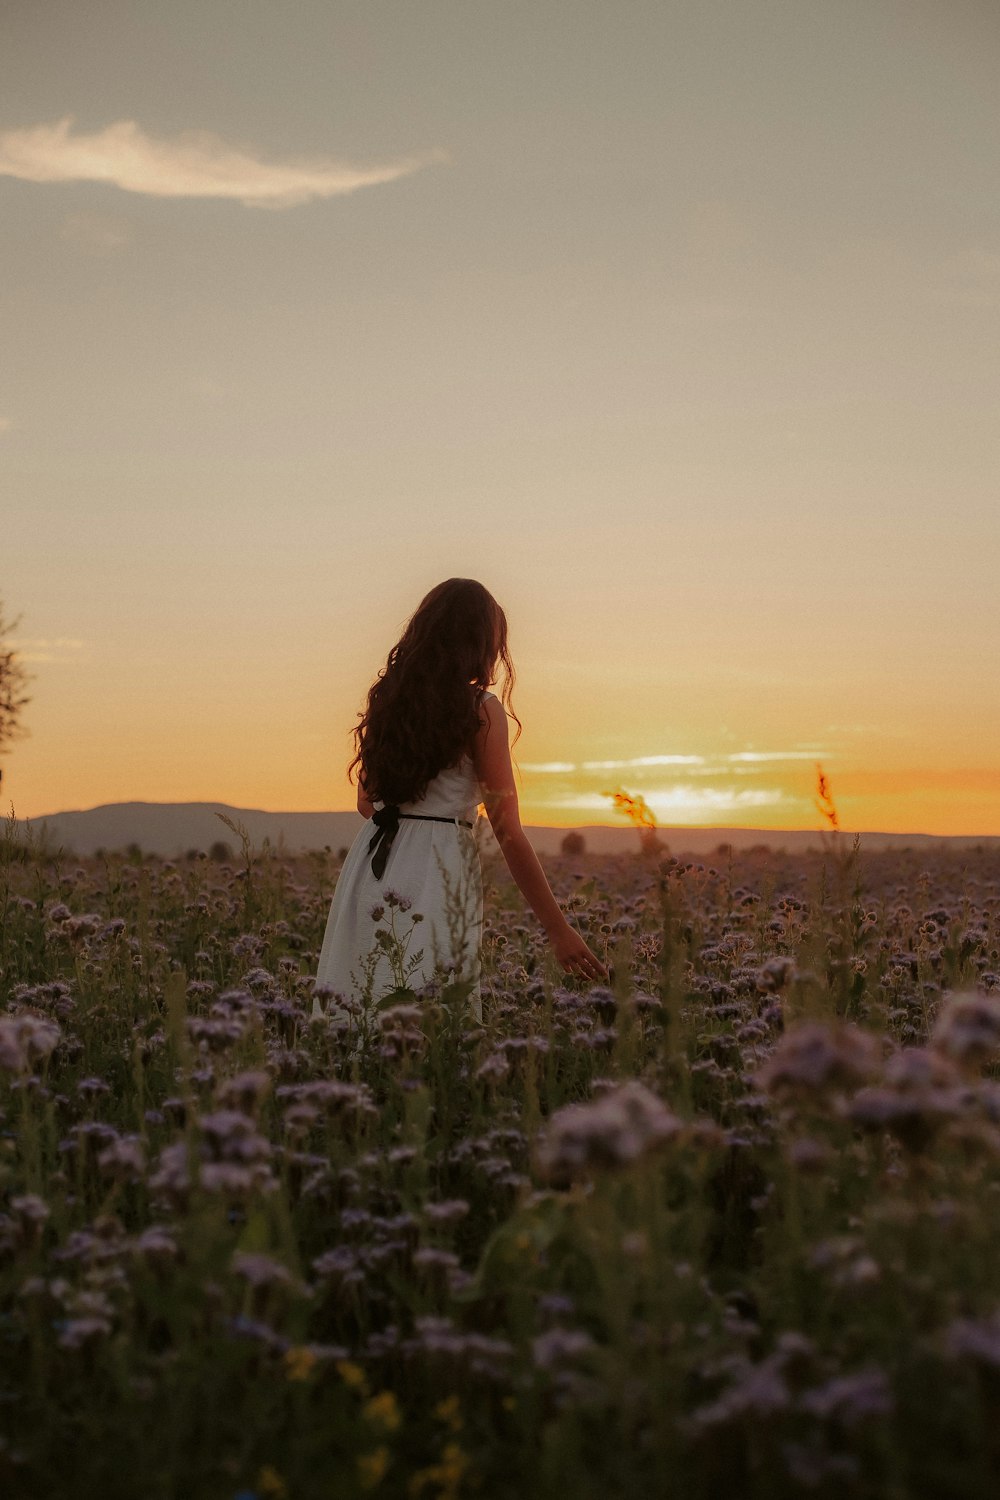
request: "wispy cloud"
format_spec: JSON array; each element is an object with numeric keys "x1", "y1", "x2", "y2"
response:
[
  {"x1": 822, "y1": 723, "x2": 905, "y2": 737},
  {"x1": 520, "y1": 761, "x2": 578, "y2": 774},
  {"x1": 581, "y1": 754, "x2": 706, "y2": 770},
  {"x1": 537, "y1": 785, "x2": 791, "y2": 823},
  {"x1": 726, "y1": 751, "x2": 823, "y2": 763},
  {"x1": 522, "y1": 750, "x2": 829, "y2": 775},
  {"x1": 519, "y1": 749, "x2": 824, "y2": 823},
  {"x1": 0, "y1": 118, "x2": 443, "y2": 209},
  {"x1": 2, "y1": 636, "x2": 86, "y2": 664}
]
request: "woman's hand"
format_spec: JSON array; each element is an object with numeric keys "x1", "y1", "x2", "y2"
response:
[{"x1": 549, "y1": 921, "x2": 609, "y2": 982}]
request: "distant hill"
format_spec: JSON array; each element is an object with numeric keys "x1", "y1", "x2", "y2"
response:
[
  {"x1": 11, "y1": 802, "x2": 365, "y2": 859},
  {"x1": 10, "y1": 801, "x2": 998, "y2": 859}
]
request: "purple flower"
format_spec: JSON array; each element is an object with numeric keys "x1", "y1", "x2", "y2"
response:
[
  {"x1": 532, "y1": 1328, "x2": 596, "y2": 1369},
  {"x1": 932, "y1": 989, "x2": 1000, "y2": 1064},
  {"x1": 535, "y1": 1080, "x2": 682, "y2": 1183},
  {"x1": 0, "y1": 1014, "x2": 61, "y2": 1073},
  {"x1": 755, "y1": 1022, "x2": 880, "y2": 1096},
  {"x1": 424, "y1": 1199, "x2": 471, "y2": 1225},
  {"x1": 799, "y1": 1368, "x2": 893, "y2": 1425},
  {"x1": 231, "y1": 1251, "x2": 306, "y2": 1294},
  {"x1": 945, "y1": 1312, "x2": 1000, "y2": 1367}
]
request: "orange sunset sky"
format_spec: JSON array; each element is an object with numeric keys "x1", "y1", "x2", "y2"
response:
[{"x1": 2, "y1": 1, "x2": 999, "y2": 837}]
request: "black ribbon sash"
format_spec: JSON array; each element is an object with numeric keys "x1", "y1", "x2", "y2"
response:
[
  {"x1": 367, "y1": 804, "x2": 402, "y2": 880},
  {"x1": 367, "y1": 805, "x2": 475, "y2": 880}
]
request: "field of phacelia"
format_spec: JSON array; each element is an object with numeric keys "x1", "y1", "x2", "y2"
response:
[{"x1": 2, "y1": 812, "x2": 1000, "y2": 1499}]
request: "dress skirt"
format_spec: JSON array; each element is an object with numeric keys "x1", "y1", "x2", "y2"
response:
[{"x1": 311, "y1": 749, "x2": 488, "y2": 1027}]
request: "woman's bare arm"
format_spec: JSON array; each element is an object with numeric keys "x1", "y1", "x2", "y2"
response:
[
  {"x1": 473, "y1": 695, "x2": 608, "y2": 981},
  {"x1": 356, "y1": 771, "x2": 375, "y2": 819}
]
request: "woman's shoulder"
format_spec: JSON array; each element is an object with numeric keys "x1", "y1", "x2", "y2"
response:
[{"x1": 466, "y1": 689, "x2": 500, "y2": 759}]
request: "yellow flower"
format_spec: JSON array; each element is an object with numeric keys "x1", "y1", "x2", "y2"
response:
[
  {"x1": 283, "y1": 1345, "x2": 318, "y2": 1382},
  {"x1": 440, "y1": 1442, "x2": 469, "y2": 1480},
  {"x1": 358, "y1": 1446, "x2": 391, "y2": 1490},
  {"x1": 407, "y1": 1443, "x2": 471, "y2": 1500},
  {"x1": 336, "y1": 1359, "x2": 369, "y2": 1393},
  {"x1": 256, "y1": 1465, "x2": 287, "y2": 1498},
  {"x1": 363, "y1": 1390, "x2": 402, "y2": 1432},
  {"x1": 433, "y1": 1395, "x2": 462, "y2": 1432}
]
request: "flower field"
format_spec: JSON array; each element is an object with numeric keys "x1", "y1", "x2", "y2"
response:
[{"x1": 2, "y1": 811, "x2": 1000, "y2": 1499}]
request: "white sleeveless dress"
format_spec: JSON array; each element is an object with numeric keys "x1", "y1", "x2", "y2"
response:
[{"x1": 311, "y1": 694, "x2": 493, "y2": 1027}]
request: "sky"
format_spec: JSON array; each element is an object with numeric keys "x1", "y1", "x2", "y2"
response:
[{"x1": 2, "y1": 0, "x2": 999, "y2": 836}]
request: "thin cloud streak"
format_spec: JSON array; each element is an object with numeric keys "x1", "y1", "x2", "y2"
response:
[
  {"x1": 0, "y1": 118, "x2": 444, "y2": 208},
  {"x1": 3, "y1": 636, "x2": 86, "y2": 664},
  {"x1": 4, "y1": 637, "x2": 85, "y2": 649},
  {"x1": 581, "y1": 754, "x2": 706, "y2": 770},
  {"x1": 519, "y1": 750, "x2": 827, "y2": 823},
  {"x1": 522, "y1": 750, "x2": 830, "y2": 774},
  {"x1": 537, "y1": 786, "x2": 791, "y2": 822},
  {"x1": 727, "y1": 751, "x2": 826, "y2": 763}
]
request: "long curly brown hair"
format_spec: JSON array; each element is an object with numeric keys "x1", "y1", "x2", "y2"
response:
[{"x1": 348, "y1": 578, "x2": 521, "y2": 807}]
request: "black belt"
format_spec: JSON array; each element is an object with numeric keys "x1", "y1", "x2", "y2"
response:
[{"x1": 367, "y1": 804, "x2": 474, "y2": 880}]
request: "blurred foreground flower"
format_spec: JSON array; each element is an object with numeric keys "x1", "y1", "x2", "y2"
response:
[
  {"x1": 755, "y1": 1021, "x2": 880, "y2": 1097},
  {"x1": 0, "y1": 1013, "x2": 61, "y2": 1073},
  {"x1": 358, "y1": 1446, "x2": 391, "y2": 1490},
  {"x1": 931, "y1": 989, "x2": 1000, "y2": 1065},
  {"x1": 283, "y1": 1345, "x2": 318, "y2": 1382},
  {"x1": 945, "y1": 1310, "x2": 1000, "y2": 1368},
  {"x1": 756, "y1": 956, "x2": 797, "y2": 994},
  {"x1": 848, "y1": 1047, "x2": 971, "y2": 1151},
  {"x1": 363, "y1": 1390, "x2": 402, "y2": 1431},
  {"x1": 256, "y1": 1465, "x2": 286, "y2": 1498},
  {"x1": 535, "y1": 1080, "x2": 681, "y2": 1184}
]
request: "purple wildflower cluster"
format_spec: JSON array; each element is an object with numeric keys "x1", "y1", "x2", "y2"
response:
[{"x1": 1, "y1": 839, "x2": 999, "y2": 1495}]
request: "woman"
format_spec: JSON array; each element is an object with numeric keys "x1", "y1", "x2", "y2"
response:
[{"x1": 312, "y1": 578, "x2": 607, "y2": 1026}]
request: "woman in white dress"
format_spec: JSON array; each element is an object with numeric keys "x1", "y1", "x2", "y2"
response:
[{"x1": 312, "y1": 578, "x2": 607, "y2": 1029}]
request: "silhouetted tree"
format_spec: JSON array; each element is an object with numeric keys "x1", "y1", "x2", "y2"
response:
[
  {"x1": 561, "y1": 831, "x2": 586, "y2": 856},
  {"x1": 209, "y1": 840, "x2": 234, "y2": 862},
  {"x1": 0, "y1": 599, "x2": 34, "y2": 766}
]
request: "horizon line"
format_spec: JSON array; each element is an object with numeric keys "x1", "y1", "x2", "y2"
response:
[{"x1": 10, "y1": 799, "x2": 1000, "y2": 842}]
